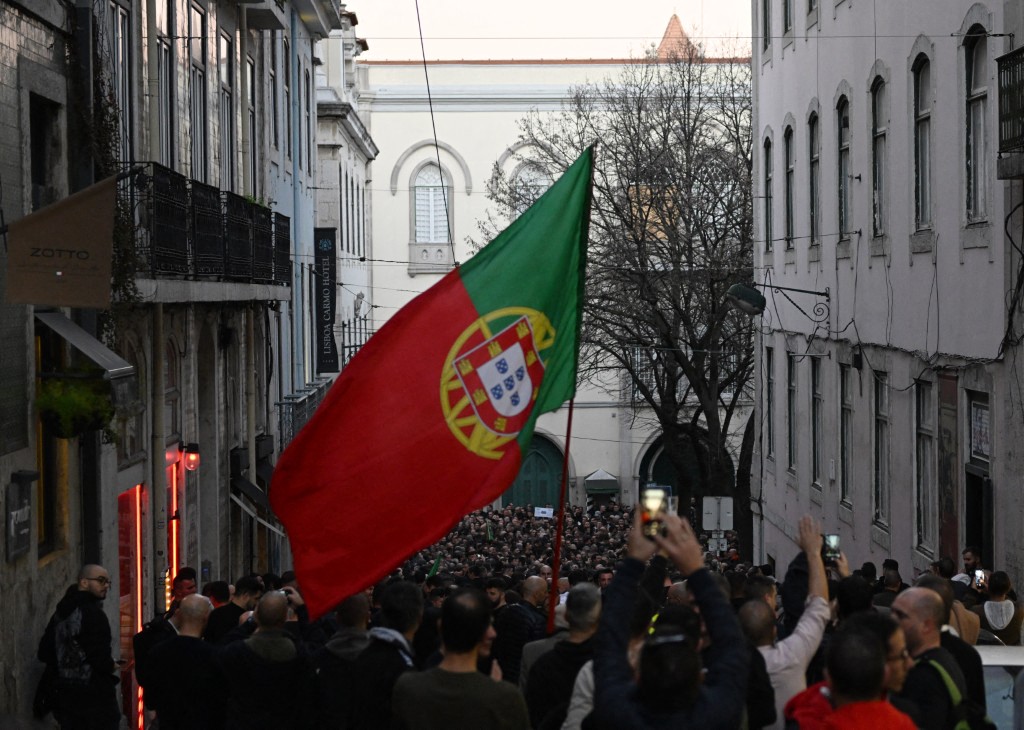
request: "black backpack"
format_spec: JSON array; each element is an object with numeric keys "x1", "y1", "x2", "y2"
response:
[
  {"x1": 132, "y1": 615, "x2": 176, "y2": 690},
  {"x1": 926, "y1": 659, "x2": 996, "y2": 730}
]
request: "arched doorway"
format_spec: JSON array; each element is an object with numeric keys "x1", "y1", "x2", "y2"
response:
[
  {"x1": 638, "y1": 433, "x2": 735, "y2": 526},
  {"x1": 503, "y1": 435, "x2": 563, "y2": 507}
]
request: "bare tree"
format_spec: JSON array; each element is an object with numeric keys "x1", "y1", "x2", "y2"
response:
[{"x1": 476, "y1": 42, "x2": 755, "y2": 552}]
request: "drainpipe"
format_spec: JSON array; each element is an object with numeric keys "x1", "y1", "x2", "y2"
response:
[
  {"x1": 151, "y1": 303, "x2": 167, "y2": 613},
  {"x1": 246, "y1": 305, "x2": 257, "y2": 481}
]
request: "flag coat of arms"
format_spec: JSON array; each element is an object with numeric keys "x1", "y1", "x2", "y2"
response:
[{"x1": 271, "y1": 147, "x2": 594, "y2": 618}]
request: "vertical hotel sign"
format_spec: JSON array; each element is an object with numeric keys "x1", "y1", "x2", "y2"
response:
[{"x1": 314, "y1": 228, "x2": 339, "y2": 373}]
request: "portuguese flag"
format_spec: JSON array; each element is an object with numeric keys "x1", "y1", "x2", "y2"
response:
[{"x1": 271, "y1": 147, "x2": 594, "y2": 618}]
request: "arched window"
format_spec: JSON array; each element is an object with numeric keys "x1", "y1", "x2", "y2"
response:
[
  {"x1": 871, "y1": 77, "x2": 887, "y2": 237},
  {"x1": 118, "y1": 341, "x2": 146, "y2": 465},
  {"x1": 808, "y1": 113, "x2": 820, "y2": 244},
  {"x1": 783, "y1": 127, "x2": 794, "y2": 247},
  {"x1": 763, "y1": 137, "x2": 773, "y2": 251},
  {"x1": 414, "y1": 164, "x2": 451, "y2": 243},
  {"x1": 164, "y1": 340, "x2": 180, "y2": 441},
  {"x1": 837, "y1": 97, "x2": 851, "y2": 239},
  {"x1": 964, "y1": 26, "x2": 987, "y2": 221},
  {"x1": 913, "y1": 55, "x2": 932, "y2": 230},
  {"x1": 511, "y1": 165, "x2": 550, "y2": 218}
]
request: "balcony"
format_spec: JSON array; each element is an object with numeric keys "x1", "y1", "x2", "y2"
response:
[
  {"x1": 997, "y1": 46, "x2": 1024, "y2": 179},
  {"x1": 128, "y1": 163, "x2": 292, "y2": 300},
  {"x1": 242, "y1": 0, "x2": 287, "y2": 31},
  {"x1": 278, "y1": 377, "x2": 333, "y2": 449}
]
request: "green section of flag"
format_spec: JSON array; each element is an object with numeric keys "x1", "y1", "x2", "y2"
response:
[
  {"x1": 427, "y1": 555, "x2": 442, "y2": 578},
  {"x1": 458, "y1": 147, "x2": 594, "y2": 452}
]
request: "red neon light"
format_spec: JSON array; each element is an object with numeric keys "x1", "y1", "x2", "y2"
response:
[
  {"x1": 170, "y1": 466, "x2": 179, "y2": 581},
  {"x1": 134, "y1": 486, "x2": 144, "y2": 730}
]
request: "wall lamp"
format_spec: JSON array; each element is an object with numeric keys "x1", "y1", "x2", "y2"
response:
[
  {"x1": 726, "y1": 283, "x2": 831, "y2": 324},
  {"x1": 179, "y1": 442, "x2": 201, "y2": 471}
]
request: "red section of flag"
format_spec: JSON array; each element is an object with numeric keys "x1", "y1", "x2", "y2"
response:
[{"x1": 270, "y1": 271, "x2": 523, "y2": 618}]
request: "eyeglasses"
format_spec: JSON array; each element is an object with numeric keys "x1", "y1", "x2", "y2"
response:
[
  {"x1": 87, "y1": 576, "x2": 111, "y2": 586},
  {"x1": 890, "y1": 607, "x2": 910, "y2": 621},
  {"x1": 887, "y1": 648, "x2": 912, "y2": 662}
]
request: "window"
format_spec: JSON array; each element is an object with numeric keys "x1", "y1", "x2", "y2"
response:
[
  {"x1": 784, "y1": 127, "x2": 794, "y2": 247},
  {"x1": 29, "y1": 95, "x2": 60, "y2": 211},
  {"x1": 837, "y1": 97, "x2": 851, "y2": 239},
  {"x1": 106, "y1": 1, "x2": 132, "y2": 162},
  {"x1": 873, "y1": 372, "x2": 889, "y2": 525},
  {"x1": 765, "y1": 347, "x2": 775, "y2": 457},
  {"x1": 915, "y1": 381, "x2": 936, "y2": 553},
  {"x1": 164, "y1": 341, "x2": 181, "y2": 441},
  {"x1": 840, "y1": 364, "x2": 852, "y2": 503},
  {"x1": 965, "y1": 27, "x2": 987, "y2": 221},
  {"x1": 811, "y1": 357, "x2": 822, "y2": 484},
  {"x1": 270, "y1": 33, "x2": 279, "y2": 150},
  {"x1": 304, "y1": 69, "x2": 312, "y2": 173},
  {"x1": 808, "y1": 113, "x2": 820, "y2": 244},
  {"x1": 156, "y1": 2, "x2": 173, "y2": 167},
  {"x1": 247, "y1": 57, "x2": 257, "y2": 196},
  {"x1": 913, "y1": 56, "x2": 932, "y2": 229},
  {"x1": 118, "y1": 342, "x2": 146, "y2": 466},
  {"x1": 787, "y1": 353, "x2": 797, "y2": 469},
  {"x1": 762, "y1": 0, "x2": 771, "y2": 51},
  {"x1": 512, "y1": 165, "x2": 550, "y2": 218},
  {"x1": 871, "y1": 78, "x2": 886, "y2": 237},
  {"x1": 808, "y1": 0, "x2": 817, "y2": 10},
  {"x1": 414, "y1": 164, "x2": 451, "y2": 243},
  {"x1": 189, "y1": 5, "x2": 207, "y2": 181},
  {"x1": 219, "y1": 32, "x2": 235, "y2": 191},
  {"x1": 283, "y1": 38, "x2": 292, "y2": 159},
  {"x1": 783, "y1": 0, "x2": 793, "y2": 33},
  {"x1": 764, "y1": 138, "x2": 773, "y2": 251}
]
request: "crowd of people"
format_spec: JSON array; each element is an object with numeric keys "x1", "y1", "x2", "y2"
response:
[{"x1": 33, "y1": 501, "x2": 1019, "y2": 729}]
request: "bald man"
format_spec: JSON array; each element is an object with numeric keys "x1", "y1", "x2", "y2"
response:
[
  {"x1": 37, "y1": 564, "x2": 120, "y2": 730},
  {"x1": 147, "y1": 595, "x2": 224, "y2": 730},
  {"x1": 892, "y1": 587, "x2": 968, "y2": 730},
  {"x1": 216, "y1": 591, "x2": 316, "y2": 729},
  {"x1": 492, "y1": 576, "x2": 549, "y2": 684}
]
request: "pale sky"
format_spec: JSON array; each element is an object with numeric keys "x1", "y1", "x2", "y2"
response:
[{"x1": 353, "y1": 0, "x2": 753, "y2": 61}]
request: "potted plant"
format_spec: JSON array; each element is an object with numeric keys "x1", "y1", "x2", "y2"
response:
[{"x1": 36, "y1": 376, "x2": 115, "y2": 439}]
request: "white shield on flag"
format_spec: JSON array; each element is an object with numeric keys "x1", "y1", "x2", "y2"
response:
[{"x1": 477, "y1": 342, "x2": 533, "y2": 418}]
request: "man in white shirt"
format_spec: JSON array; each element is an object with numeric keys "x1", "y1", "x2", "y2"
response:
[{"x1": 739, "y1": 516, "x2": 831, "y2": 730}]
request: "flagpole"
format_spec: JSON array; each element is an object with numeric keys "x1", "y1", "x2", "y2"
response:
[{"x1": 547, "y1": 397, "x2": 576, "y2": 635}]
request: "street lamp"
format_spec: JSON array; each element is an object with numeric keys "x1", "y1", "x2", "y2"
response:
[{"x1": 726, "y1": 282, "x2": 831, "y2": 323}]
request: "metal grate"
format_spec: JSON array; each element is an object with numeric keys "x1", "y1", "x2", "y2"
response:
[
  {"x1": 253, "y1": 204, "x2": 274, "y2": 282},
  {"x1": 998, "y1": 46, "x2": 1024, "y2": 153},
  {"x1": 273, "y1": 212, "x2": 292, "y2": 285},
  {"x1": 146, "y1": 164, "x2": 190, "y2": 274},
  {"x1": 191, "y1": 180, "x2": 224, "y2": 276},
  {"x1": 278, "y1": 379, "x2": 333, "y2": 449},
  {"x1": 222, "y1": 191, "x2": 253, "y2": 281}
]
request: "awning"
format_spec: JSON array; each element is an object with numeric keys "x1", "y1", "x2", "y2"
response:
[
  {"x1": 36, "y1": 312, "x2": 137, "y2": 409},
  {"x1": 255, "y1": 460, "x2": 274, "y2": 491},
  {"x1": 231, "y1": 476, "x2": 270, "y2": 511},
  {"x1": 585, "y1": 468, "x2": 620, "y2": 494}
]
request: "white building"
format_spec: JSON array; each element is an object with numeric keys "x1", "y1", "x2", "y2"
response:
[
  {"x1": 358, "y1": 18, "x2": 751, "y2": 512},
  {"x1": 751, "y1": 0, "x2": 1024, "y2": 579}
]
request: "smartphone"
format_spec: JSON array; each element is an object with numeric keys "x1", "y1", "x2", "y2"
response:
[
  {"x1": 974, "y1": 569, "x2": 985, "y2": 589},
  {"x1": 823, "y1": 534, "x2": 840, "y2": 564},
  {"x1": 641, "y1": 488, "x2": 668, "y2": 539}
]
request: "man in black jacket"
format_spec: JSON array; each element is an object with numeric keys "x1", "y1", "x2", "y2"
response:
[
  {"x1": 37, "y1": 564, "x2": 121, "y2": 730},
  {"x1": 492, "y1": 575, "x2": 548, "y2": 684},
  {"x1": 215, "y1": 590, "x2": 316, "y2": 730}
]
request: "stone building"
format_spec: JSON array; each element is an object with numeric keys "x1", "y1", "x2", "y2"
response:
[
  {"x1": 751, "y1": 0, "x2": 1024, "y2": 578},
  {"x1": 0, "y1": 0, "x2": 346, "y2": 724}
]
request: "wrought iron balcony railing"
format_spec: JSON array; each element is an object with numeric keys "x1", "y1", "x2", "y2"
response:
[
  {"x1": 278, "y1": 377, "x2": 333, "y2": 449},
  {"x1": 998, "y1": 46, "x2": 1024, "y2": 153},
  {"x1": 129, "y1": 162, "x2": 292, "y2": 286}
]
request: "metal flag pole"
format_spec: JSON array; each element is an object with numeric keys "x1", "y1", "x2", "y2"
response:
[{"x1": 547, "y1": 397, "x2": 576, "y2": 635}]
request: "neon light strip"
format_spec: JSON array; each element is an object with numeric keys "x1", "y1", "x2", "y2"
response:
[
  {"x1": 134, "y1": 485, "x2": 144, "y2": 730},
  {"x1": 170, "y1": 465, "x2": 178, "y2": 580}
]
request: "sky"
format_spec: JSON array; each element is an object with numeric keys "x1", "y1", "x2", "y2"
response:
[{"x1": 352, "y1": 0, "x2": 753, "y2": 61}]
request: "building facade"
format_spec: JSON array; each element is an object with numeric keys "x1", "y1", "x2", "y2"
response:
[
  {"x1": 358, "y1": 20, "x2": 752, "y2": 513},
  {"x1": 751, "y1": 0, "x2": 1024, "y2": 579},
  {"x1": 0, "y1": 0, "x2": 345, "y2": 724}
]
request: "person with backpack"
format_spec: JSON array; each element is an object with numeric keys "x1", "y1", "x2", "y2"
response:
[{"x1": 892, "y1": 587, "x2": 979, "y2": 730}]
